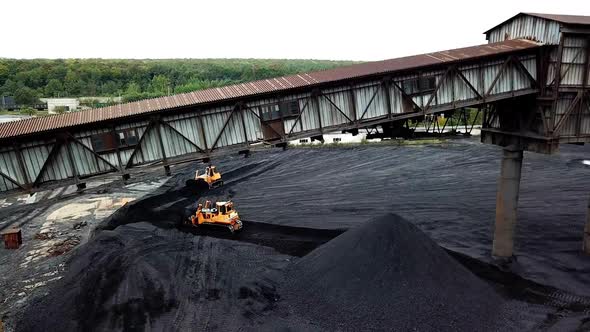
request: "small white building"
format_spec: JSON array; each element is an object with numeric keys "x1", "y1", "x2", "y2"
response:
[
  {"x1": 40, "y1": 98, "x2": 80, "y2": 114},
  {"x1": 289, "y1": 132, "x2": 370, "y2": 146}
]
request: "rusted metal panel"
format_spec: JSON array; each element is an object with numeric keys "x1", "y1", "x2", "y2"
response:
[
  {"x1": 524, "y1": 13, "x2": 590, "y2": 26},
  {"x1": 1, "y1": 228, "x2": 22, "y2": 249}
]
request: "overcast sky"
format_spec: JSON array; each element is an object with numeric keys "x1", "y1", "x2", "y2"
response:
[{"x1": 4, "y1": 0, "x2": 589, "y2": 61}]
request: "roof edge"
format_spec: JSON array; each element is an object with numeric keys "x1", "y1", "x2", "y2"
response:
[
  {"x1": 483, "y1": 13, "x2": 527, "y2": 35},
  {"x1": 484, "y1": 12, "x2": 590, "y2": 35}
]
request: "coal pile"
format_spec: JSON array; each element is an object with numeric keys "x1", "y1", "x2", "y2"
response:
[
  {"x1": 16, "y1": 222, "x2": 292, "y2": 332},
  {"x1": 281, "y1": 214, "x2": 512, "y2": 331}
]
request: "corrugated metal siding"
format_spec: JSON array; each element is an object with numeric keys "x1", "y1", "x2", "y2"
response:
[
  {"x1": 432, "y1": 71, "x2": 477, "y2": 106},
  {"x1": 555, "y1": 94, "x2": 577, "y2": 136},
  {"x1": 546, "y1": 48, "x2": 559, "y2": 85},
  {"x1": 319, "y1": 88, "x2": 353, "y2": 127},
  {"x1": 485, "y1": 60, "x2": 520, "y2": 95},
  {"x1": 454, "y1": 73, "x2": 478, "y2": 102},
  {"x1": 160, "y1": 123, "x2": 198, "y2": 157},
  {"x1": 461, "y1": 65, "x2": 483, "y2": 97},
  {"x1": 581, "y1": 98, "x2": 590, "y2": 136},
  {"x1": 242, "y1": 109, "x2": 263, "y2": 141},
  {"x1": 200, "y1": 107, "x2": 233, "y2": 149},
  {"x1": 487, "y1": 15, "x2": 561, "y2": 44},
  {"x1": 20, "y1": 143, "x2": 51, "y2": 184},
  {"x1": 354, "y1": 82, "x2": 388, "y2": 120},
  {"x1": 560, "y1": 36, "x2": 588, "y2": 86},
  {"x1": 102, "y1": 152, "x2": 119, "y2": 169},
  {"x1": 521, "y1": 58, "x2": 537, "y2": 80},
  {"x1": 218, "y1": 110, "x2": 246, "y2": 148},
  {"x1": 165, "y1": 114, "x2": 205, "y2": 150},
  {"x1": 0, "y1": 149, "x2": 24, "y2": 191},
  {"x1": 299, "y1": 97, "x2": 319, "y2": 132},
  {"x1": 41, "y1": 144, "x2": 73, "y2": 182},
  {"x1": 119, "y1": 149, "x2": 134, "y2": 167},
  {"x1": 131, "y1": 125, "x2": 161, "y2": 165},
  {"x1": 283, "y1": 118, "x2": 298, "y2": 135},
  {"x1": 554, "y1": 94, "x2": 590, "y2": 137},
  {"x1": 68, "y1": 140, "x2": 111, "y2": 176},
  {"x1": 389, "y1": 83, "x2": 405, "y2": 114}
]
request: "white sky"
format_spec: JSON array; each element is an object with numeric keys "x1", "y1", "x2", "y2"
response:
[{"x1": 3, "y1": 0, "x2": 589, "y2": 61}]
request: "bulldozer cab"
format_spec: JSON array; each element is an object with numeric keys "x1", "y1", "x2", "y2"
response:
[
  {"x1": 216, "y1": 201, "x2": 234, "y2": 214},
  {"x1": 195, "y1": 166, "x2": 217, "y2": 179}
]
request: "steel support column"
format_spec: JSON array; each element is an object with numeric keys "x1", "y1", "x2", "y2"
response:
[
  {"x1": 63, "y1": 135, "x2": 85, "y2": 190},
  {"x1": 112, "y1": 126, "x2": 128, "y2": 180},
  {"x1": 312, "y1": 91, "x2": 322, "y2": 133},
  {"x1": 154, "y1": 119, "x2": 171, "y2": 176},
  {"x1": 12, "y1": 143, "x2": 31, "y2": 190},
  {"x1": 492, "y1": 148, "x2": 523, "y2": 258},
  {"x1": 584, "y1": 195, "x2": 590, "y2": 254}
]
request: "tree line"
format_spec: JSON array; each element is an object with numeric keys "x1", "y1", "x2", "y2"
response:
[{"x1": 0, "y1": 58, "x2": 354, "y2": 106}]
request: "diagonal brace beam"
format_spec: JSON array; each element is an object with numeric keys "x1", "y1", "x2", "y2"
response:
[
  {"x1": 66, "y1": 133, "x2": 119, "y2": 171},
  {"x1": 159, "y1": 120, "x2": 206, "y2": 153}
]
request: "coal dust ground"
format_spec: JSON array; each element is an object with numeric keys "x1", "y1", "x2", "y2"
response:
[{"x1": 11, "y1": 138, "x2": 590, "y2": 331}]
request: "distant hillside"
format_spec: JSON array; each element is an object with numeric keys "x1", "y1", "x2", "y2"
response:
[{"x1": 0, "y1": 59, "x2": 355, "y2": 105}]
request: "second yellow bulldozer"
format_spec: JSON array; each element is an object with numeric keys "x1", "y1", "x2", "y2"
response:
[{"x1": 186, "y1": 165, "x2": 223, "y2": 191}]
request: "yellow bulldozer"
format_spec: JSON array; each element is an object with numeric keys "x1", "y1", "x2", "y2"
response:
[
  {"x1": 187, "y1": 200, "x2": 243, "y2": 233},
  {"x1": 186, "y1": 165, "x2": 223, "y2": 191}
]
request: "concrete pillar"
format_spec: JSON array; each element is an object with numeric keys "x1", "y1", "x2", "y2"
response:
[
  {"x1": 584, "y1": 196, "x2": 590, "y2": 254},
  {"x1": 492, "y1": 148, "x2": 523, "y2": 258}
]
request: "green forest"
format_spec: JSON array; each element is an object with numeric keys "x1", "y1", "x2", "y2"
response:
[{"x1": 0, "y1": 58, "x2": 354, "y2": 106}]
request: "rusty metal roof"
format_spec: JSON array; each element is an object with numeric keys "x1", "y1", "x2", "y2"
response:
[
  {"x1": 525, "y1": 13, "x2": 590, "y2": 25},
  {"x1": 0, "y1": 39, "x2": 541, "y2": 140},
  {"x1": 484, "y1": 12, "x2": 590, "y2": 34}
]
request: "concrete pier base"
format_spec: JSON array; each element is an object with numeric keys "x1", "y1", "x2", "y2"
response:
[
  {"x1": 584, "y1": 196, "x2": 590, "y2": 254},
  {"x1": 492, "y1": 148, "x2": 523, "y2": 258}
]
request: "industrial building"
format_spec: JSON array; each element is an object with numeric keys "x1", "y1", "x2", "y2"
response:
[
  {"x1": 40, "y1": 98, "x2": 80, "y2": 114},
  {"x1": 0, "y1": 12, "x2": 588, "y2": 257}
]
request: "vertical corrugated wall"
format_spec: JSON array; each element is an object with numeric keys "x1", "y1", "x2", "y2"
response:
[
  {"x1": 561, "y1": 36, "x2": 588, "y2": 86},
  {"x1": 487, "y1": 16, "x2": 561, "y2": 44}
]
